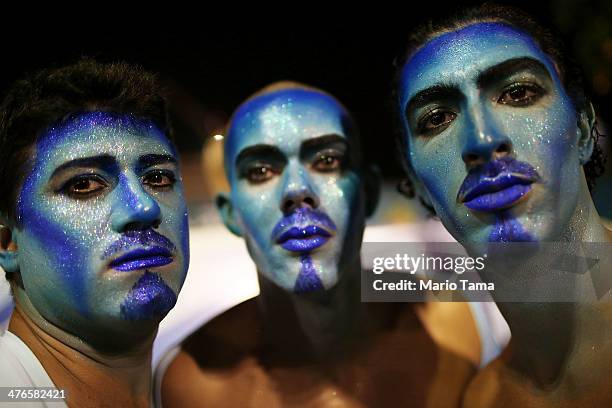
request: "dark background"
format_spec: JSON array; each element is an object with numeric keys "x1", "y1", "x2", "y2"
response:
[{"x1": 2, "y1": 1, "x2": 611, "y2": 213}]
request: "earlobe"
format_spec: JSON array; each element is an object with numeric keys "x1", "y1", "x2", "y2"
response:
[
  {"x1": 364, "y1": 165, "x2": 382, "y2": 217},
  {"x1": 577, "y1": 102, "x2": 596, "y2": 165},
  {"x1": 0, "y1": 225, "x2": 19, "y2": 273},
  {"x1": 215, "y1": 193, "x2": 243, "y2": 237},
  {"x1": 399, "y1": 167, "x2": 434, "y2": 210}
]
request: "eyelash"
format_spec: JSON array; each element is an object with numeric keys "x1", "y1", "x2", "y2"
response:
[
  {"x1": 59, "y1": 174, "x2": 109, "y2": 199},
  {"x1": 416, "y1": 108, "x2": 457, "y2": 136},
  {"x1": 497, "y1": 82, "x2": 545, "y2": 106},
  {"x1": 58, "y1": 170, "x2": 176, "y2": 199},
  {"x1": 311, "y1": 151, "x2": 345, "y2": 172},
  {"x1": 241, "y1": 151, "x2": 346, "y2": 184},
  {"x1": 142, "y1": 169, "x2": 176, "y2": 190}
]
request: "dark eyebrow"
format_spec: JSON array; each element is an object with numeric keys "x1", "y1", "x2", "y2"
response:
[
  {"x1": 138, "y1": 154, "x2": 178, "y2": 171},
  {"x1": 235, "y1": 144, "x2": 285, "y2": 167},
  {"x1": 300, "y1": 134, "x2": 348, "y2": 152},
  {"x1": 476, "y1": 57, "x2": 551, "y2": 88},
  {"x1": 406, "y1": 84, "x2": 462, "y2": 115},
  {"x1": 50, "y1": 155, "x2": 117, "y2": 178}
]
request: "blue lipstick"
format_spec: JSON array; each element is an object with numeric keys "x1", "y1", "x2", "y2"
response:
[
  {"x1": 271, "y1": 208, "x2": 337, "y2": 253},
  {"x1": 458, "y1": 158, "x2": 540, "y2": 212},
  {"x1": 461, "y1": 176, "x2": 534, "y2": 212},
  {"x1": 109, "y1": 246, "x2": 173, "y2": 272},
  {"x1": 277, "y1": 225, "x2": 332, "y2": 252}
]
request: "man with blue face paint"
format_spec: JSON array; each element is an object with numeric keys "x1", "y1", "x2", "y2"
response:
[
  {"x1": 0, "y1": 59, "x2": 189, "y2": 407},
  {"x1": 160, "y1": 81, "x2": 481, "y2": 407},
  {"x1": 396, "y1": 5, "x2": 612, "y2": 406}
]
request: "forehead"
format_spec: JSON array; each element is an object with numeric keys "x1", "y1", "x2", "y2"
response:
[
  {"x1": 226, "y1": 89, "x2": 351, "y2": 161},
  {"x1": 399, "y1": 22, "x2": 556, "y2": 109},
  {"x1": 34, "y1": 112, "x2": 175, "y2": 169}
]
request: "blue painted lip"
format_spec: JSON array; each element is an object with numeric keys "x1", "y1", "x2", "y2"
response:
[
  {"x1": 109, "y1": 247, "x2": 173, "y2": 272},
  {"x1": 277, "y1": 225, "x2": 332, "y2": 252},
  {"x1": 463, "y1": 182, "x2": 533, "y2": 212}
]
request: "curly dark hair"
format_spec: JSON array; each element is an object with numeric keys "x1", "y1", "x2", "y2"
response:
[
  {"x1": 393, "y1": 3, "x2": 606, "y2": 209},
  {"x1": 0, "y1": 58, "x2": 172, "y2": 222}
]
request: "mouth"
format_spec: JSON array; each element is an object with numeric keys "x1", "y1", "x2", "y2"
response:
[
  {"x1": 458, "y1": 173, "x2": 537, "y2": 212},
  {"x1": 276, "y1": 225, "x2": 332, "y2": 253},
  {"x1": 109, "y1": 246, "x2": 174, "y2": 272}
]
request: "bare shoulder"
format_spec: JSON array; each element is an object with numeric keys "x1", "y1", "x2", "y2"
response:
[
  {"x1": 181, "y1": 297, "x2": 261, "y2": 366},
  {"x1": 161, "y1": 298, "x2": 268, "y2": 408},
  {"x1": 464, "y1": 351, "x2": 612, "y2": 408}
]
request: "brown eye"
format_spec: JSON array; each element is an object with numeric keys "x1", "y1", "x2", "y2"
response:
[
  {"x1": 62, "y1": 175, "x2": 108, "y2": 198},
  {"x1": 143, "y1": 170, "x2": 176, "y2": 190},
  {"x1": 312, "y1": 154, "x2": 342, "y2": 172},
  {"x1": 498, "y1": 84, "x2": 543, "y2": 106},
  {"x1": 417, "y1": 109, "x2": 457, "y2": 135},
  {"x1": 246, "y1": 165, "x2": 276, "y2": 183}
]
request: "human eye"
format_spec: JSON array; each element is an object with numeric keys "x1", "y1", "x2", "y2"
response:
[
  {"x1": 311, "y1": 150, "x2": 345, "y2": 173},
  {"x1": 497, "y1": 83, "x2": 545, "y2": 107},
  {"x1": 416, "y1": 108, "x2": 457, "y2": 136},
  {"x1": 242, "y1": 163, "x2": 278, "y2": 184},
  {"x1": 142, "y1": 169, "x2": 176, "y2": 190},
  {"x1": 59, "y1": 174, "x2": 109, "y2": 199}
]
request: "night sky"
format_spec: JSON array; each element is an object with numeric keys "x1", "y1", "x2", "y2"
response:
[{"x1": 2, "y1": 1, "x2": 610, "y2": 179}]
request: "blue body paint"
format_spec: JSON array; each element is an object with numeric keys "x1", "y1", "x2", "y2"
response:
[
  {"x1": 120, "y1": 271, "x2": 177, "y2": 320},
  {"x1": 457, "y1": 157, "x2": 540, "y2": 212},
  {"x1": 294, "y1": 255, "x2": 324, "y2": 293},
  {"x1": 398, "y1": 23, "x2": 586, "y2": 243},
  {"x1": 490, "y1": 212, "x2": 536, "y2": 242},
  {"x1": 221, "y1": 87, "x2": 366, "y2": 292},
  {"x1": 103, "y1": 229, "x2": 176, "y2": 259},
  {"x1": 11, "y1": 111, "x2": 189, "y2": 340},
  {"x1": 272, "y1": 208, "x2": 337, "y2": 252}
]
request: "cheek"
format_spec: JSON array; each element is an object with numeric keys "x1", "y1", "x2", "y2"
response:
[
  {"x1": 411, "y1": 140, "x2": 463, "y2": 208},
  {"x1": 233, "y1": 185, "x2": 280, "y2": 245},
  {"x1": 17, "y1": 185, "x2": 106, "y2": 312},
  {"x1": 320, "y1": 174, "x2": 361, "y2": 230},
  {"x1": 506, "y1": 102, "x2": 579, "y2": 175}
]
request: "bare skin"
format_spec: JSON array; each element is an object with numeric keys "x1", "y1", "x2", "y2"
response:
[
  {"x1": 162, "y1": 266, "x2": 480, "y2": 408},
  {"x1": 9, "y1": 300, "x2": 154, "y2": 408},
  {"x1": 463, "y1": 197, "x2": 612, "y2": 407}
]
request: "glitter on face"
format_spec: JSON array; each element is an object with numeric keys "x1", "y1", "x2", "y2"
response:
[
  {"x1": 399, "y1": 23, "x2": 585, "y2": 244},
  {"x1": 120, "y1": 271, "x2": 177, "y2": 320},
  {"x1": 13, "y1": 111, "x2": 189, "y2": 338},
  {"x1": 223, "y1": 89, "x2": 365, "y2": 292},
  {"x1": 294, "y1": 255, "x2": 324, "y2": 293},
  {"x1": 490, "y1": 212, "x2": 536, "y2": 242}
]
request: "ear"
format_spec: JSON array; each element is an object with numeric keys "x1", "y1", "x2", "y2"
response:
[
  {"x1": 577, "y1": 102, "x2": 597, "y2": 165},
  {"x1": 0, "y1": 224, "x2": 19, "y2": 273},
  {"x1": 215, "y1": 193, "x2": 243, "y2": 237},
  {"x1": 363, "y1": 165, "x2": 382, "y2": 217},
  {"x1": 398, "y1": 165, "x2": 434, "y2": 210}
]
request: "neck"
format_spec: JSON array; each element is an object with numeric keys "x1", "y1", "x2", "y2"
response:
[
  {"x1": 561, "y1": 177, "x2": 612, "y2": 243},
  {"x1": 256, "y1": 256, "x2": 367, "y2": 362},
  {"x1": 493, "y1": 183, "x2": 612, "y2": 389},
  {"x1": 9, "y1": 297, "x2": 154, "y2": 407}
]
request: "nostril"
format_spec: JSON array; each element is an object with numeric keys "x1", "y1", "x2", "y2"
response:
[
  {"x1": 464, "y1": 153, "x2": 479, "y2": 164},
  {"x1": 496, "y1": 143, "x2": 511, "y2": 156},
  {"x1": 283, "y1": 199, "x2": 295, "y2": 213},
  {"x1": 303, "y1": 197, "x2": 316, "y2": 208}
]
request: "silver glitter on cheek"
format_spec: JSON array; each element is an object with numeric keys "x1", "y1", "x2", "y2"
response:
[{"x1": 15, "y1": 112, "x2": 187, "y2": 328}]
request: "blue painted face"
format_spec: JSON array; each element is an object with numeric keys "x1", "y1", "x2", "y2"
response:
[
  {"x1": 222, "y1": 89, "x2": 366, "y2": 293},
  {"x1": 10, "y1": 112, "x2": 189, "y2": 341},
  {"x1": 399, "y1": 23, "x2": 588, "y2": 243}
]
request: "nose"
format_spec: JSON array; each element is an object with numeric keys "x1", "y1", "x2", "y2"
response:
[
  {"x1": 279, "y1": 162, "x2": 320, "y2": 214},
  {"x1": 461, "y1": 104, "x2": 513, "y2": 168},
  {"x1": 111, "y1": 175, "x2": 162, "y2": 232}
]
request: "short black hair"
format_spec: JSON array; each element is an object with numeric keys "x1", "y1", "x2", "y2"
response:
[
  {"x1": 0, "y1": 58, "x2": 172, "y2": 222},
  {"x1": 393, "y1": 3, "x2": 606, "y2": 209}
]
